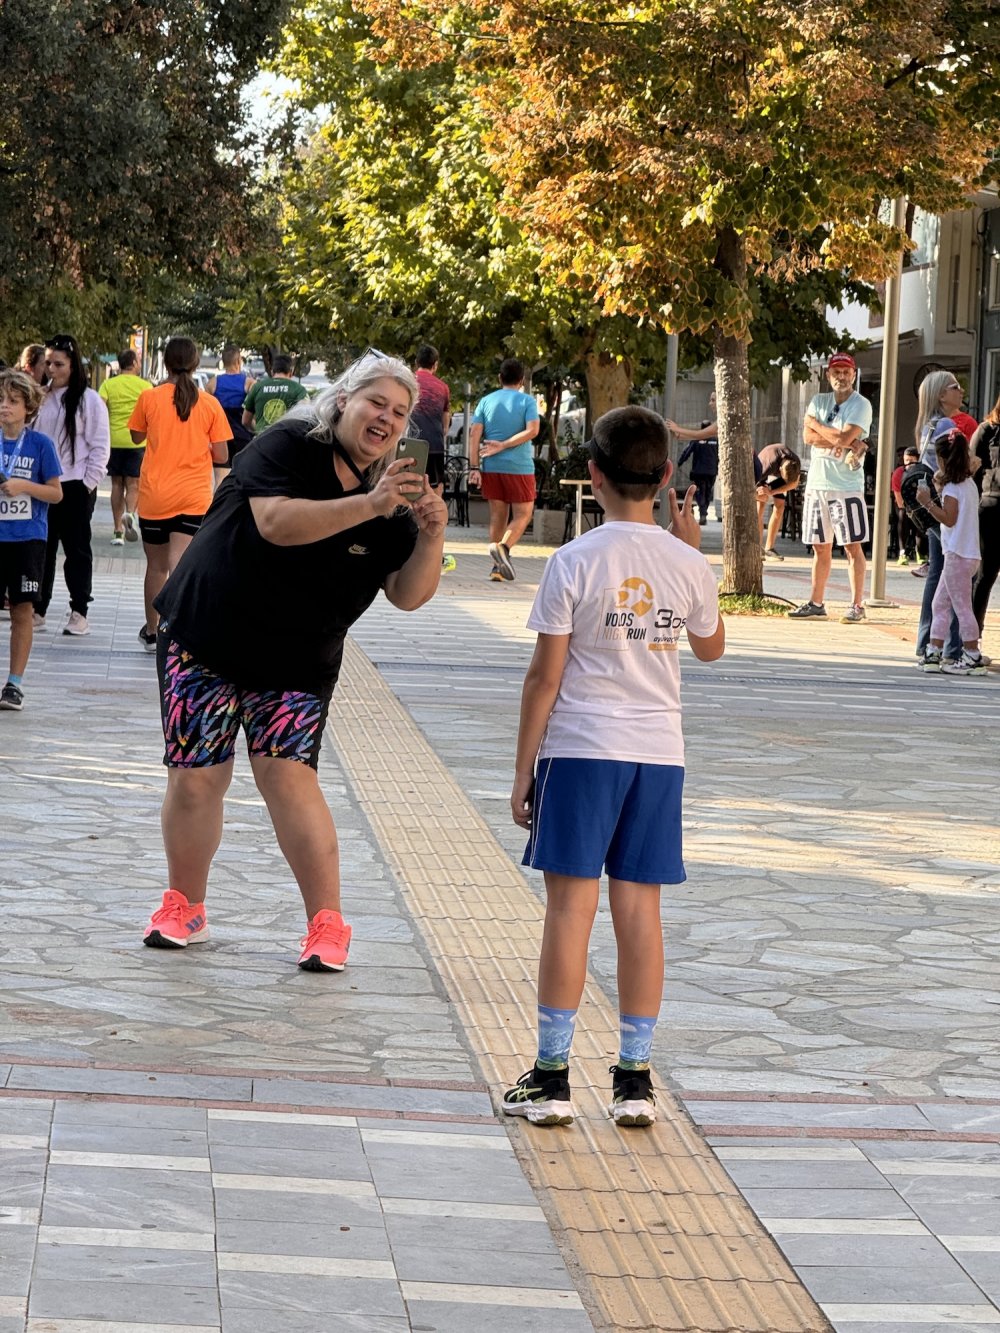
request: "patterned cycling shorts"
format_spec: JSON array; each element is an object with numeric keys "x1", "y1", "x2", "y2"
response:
[{"x1": 157, "y1": 637, "x2": 332, "y2": 770}]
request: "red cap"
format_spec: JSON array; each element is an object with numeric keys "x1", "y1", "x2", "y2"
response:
[{"x1": 827, "y1": 352, "x2": 857, "y2": 372}]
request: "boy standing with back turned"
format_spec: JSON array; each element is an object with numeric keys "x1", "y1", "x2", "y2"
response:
[{"x1": 503, "y1": 406, "x2": 724, "y2": 1128}]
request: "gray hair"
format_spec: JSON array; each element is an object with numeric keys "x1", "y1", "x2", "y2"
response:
[
  {"x1": 914, "y1": 370, "x2": 956, "y2": 447},
  {"x1": 286, "y1": 353, "x2": 418, "y2": 487}
]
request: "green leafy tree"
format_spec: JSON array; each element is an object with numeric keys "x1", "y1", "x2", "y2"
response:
[
  {"x1": 0, "y1": 0, "x2": 290, "y2": 355},
  {"x1": 360, "y1": 0, "x2": 1000, "y2": 592}
]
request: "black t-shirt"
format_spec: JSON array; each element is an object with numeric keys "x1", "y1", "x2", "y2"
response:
[
  {"x1": 755, "y1": 443, "x2": 800, "y2": 491},
  {"x1": 155, "y1": 418, "x2": 418, "y2": 692}
]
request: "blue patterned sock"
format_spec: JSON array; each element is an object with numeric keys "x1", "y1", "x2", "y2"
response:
[
  {"x1": 536, "y1": 1003, "x2": 577, "y2": 1070},
  {"x1": 618, "y1": 1013, "x2": 657, "y2": 1070},
  {"x1": 7, "y1": 674, "x2": 22, "y2": 687}
]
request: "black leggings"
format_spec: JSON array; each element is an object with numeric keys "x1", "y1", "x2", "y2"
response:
[
  {"x1": 38, "y1": 479, "x2": 97, "y2": 618},
  {"x1": 973, "y1": 503, "x2": 1000, "y2": 631}
]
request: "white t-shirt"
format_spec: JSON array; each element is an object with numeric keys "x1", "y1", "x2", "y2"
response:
[
  {"x1": 526, "y1": 522, "x2": 719, "y2": 766},
  {"x1": 804, "y1": 391, "x2": 872, "y2": 493},
  {"x1": 940, "y1": 478, "x2": 981, "y2": 559}
]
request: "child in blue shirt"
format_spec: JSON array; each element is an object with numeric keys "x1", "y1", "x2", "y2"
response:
[
  {"x1": 502, "y1": 406, "x2": 724, "y2": 1128},
  {"x1": 0, "y1": 371, "x2": 63, "y2": 710}
]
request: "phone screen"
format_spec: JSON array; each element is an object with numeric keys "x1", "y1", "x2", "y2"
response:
[{"x1": 395, "y1": 437, "x2": 430, "y2": 477}]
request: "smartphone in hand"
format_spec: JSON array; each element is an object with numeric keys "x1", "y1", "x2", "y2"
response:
[{"x1": 395, "y1": 437, "x2": 430, "y2": 477}]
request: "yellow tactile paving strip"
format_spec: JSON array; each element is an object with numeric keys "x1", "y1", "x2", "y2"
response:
[{"x1": 331, "y1": 638, "x2": 829, "y2": 1332}]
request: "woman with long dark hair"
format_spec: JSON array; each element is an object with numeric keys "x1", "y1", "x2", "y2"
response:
[
  {"x1": 971, "y1": 392, "x2": 1000, "y2": 633},
  {"x1": 35, "y1": 333, "x2": 110, "y2": 635},
  {"x1": 127, "y1": 337, "x2": 230, "y2": 651},
  {"x1": 141, "y1": 352, "x2": 446, "y2": 973}
]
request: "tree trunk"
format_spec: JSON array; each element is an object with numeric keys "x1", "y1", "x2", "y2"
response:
[
  {"x1": 713, "y1": 228, "x2": 762, "y2": 595},
  {"x1": 582, "y1": 349, "x2": 633, "y2": 426}
]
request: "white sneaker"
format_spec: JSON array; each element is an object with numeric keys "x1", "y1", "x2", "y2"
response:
[
  {"x1": 110, "y1": 533, "x2": 125, "y2": 546},
  {"x1": 63, "y1": 611, "x2": 90, "y2": 637},
  {"x1": 32, "y1": 613, "x2": 46, "y2": 631},
  {"x1": 123, "y1": 512, "x2": 139, "y2": 543}
]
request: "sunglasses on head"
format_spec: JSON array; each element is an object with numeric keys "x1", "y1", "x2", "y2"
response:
[{"x1": 46, "y1": 335, "x2": 77, "y2": 354}]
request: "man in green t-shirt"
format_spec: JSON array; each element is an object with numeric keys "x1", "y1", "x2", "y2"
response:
[
  {"x1": 241, "y1": 355, "x2": 308, "y2": 434},
  {"x1": 99, "y1": 349, "x2": 152, "y2": 544}
]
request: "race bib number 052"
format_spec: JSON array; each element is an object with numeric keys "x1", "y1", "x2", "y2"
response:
[{"x1": 0, "y1": 496, "x2": 31, "y2": 520}]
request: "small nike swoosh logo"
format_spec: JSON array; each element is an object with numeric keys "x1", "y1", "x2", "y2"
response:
[{"x1": 348, "y1": 544, "x2": 369, "y2": 555}]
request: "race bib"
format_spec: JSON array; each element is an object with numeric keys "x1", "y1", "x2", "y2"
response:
[{"x1": 0, "y1": 496, "x2": 31, "y2": 520}]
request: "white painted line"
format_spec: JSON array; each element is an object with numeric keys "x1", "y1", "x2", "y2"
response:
[
  {"x1": 939, "y1": 1234, "x2": 1000, "y2": 1252},
  {"x1": 760, "y1": 1218, "x2": 929, "y2": 1236},
  {"x1": 874, "y1": 1160, "x2": 1000, "y2": 1178},
  {"x1": 0, "y1": 1207, "x2": 40, "y2": 1227},
  {"x1": 49, "y1": 1151, "x2": 210, "y2": 1172},
  {"x1": 219, "y1": 1252, "x2": 394, "y2": 1279},
  {"x1": 212, "y1": 1172, "x2": 375, "y2": 1197},
  {"x1": 207, "y1": 1109, "x2": 356, "y2": 1128},
  {"x1": 26, "y1": 1323, "x2": 219, "y2": 1333},
  {"x1": 381, "y1": 1197, "x2": 544, "y2": 1221},
  {"x1": 401, "y1": 1282, "x2": 584, "y2": 1309},
  {"x1": 38, "y1": 1226, "x2": 215, "y2": 1251},
  {"x1": 361, "y1": 1128, "x2": 512, "y2": 1151},
  {"x1": 0, "y1": 1298, "x2": 26, "y2": 1318},
  {"x1": 0, "y1": 1134, "x2": 47, "y2": 1150},
  {"x1": 821, "y1": 1305, "x2": 1000, "y2": 1324}
]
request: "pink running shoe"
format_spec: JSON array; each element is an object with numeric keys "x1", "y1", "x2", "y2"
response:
[
  {"x1": 298, "y1": 909, "x2": 352, "y2": 972},
  {"x1": 143, "y1": 890, "x2": 210, "y2": 949}
]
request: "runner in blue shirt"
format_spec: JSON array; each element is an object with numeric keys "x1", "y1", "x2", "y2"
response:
[{"x1": 0, "y1": 371, "x2": 63, "y2": 710}]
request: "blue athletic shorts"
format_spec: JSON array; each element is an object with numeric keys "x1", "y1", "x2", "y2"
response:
[{"x1": 523, "y1": 757, "x2": 685, "y2": 885}]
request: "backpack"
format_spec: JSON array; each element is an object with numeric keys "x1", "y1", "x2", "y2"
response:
[
  {"x1": 978, "y1": 422, "x2": 1000, "y2": 500},
  {"x1": 899, "y1": 461, "x2": 940, "y2": 535}
]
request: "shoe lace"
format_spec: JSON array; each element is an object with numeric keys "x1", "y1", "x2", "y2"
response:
[{"x1": 300, "y1": 915, "x2": 348, "y2": 951}]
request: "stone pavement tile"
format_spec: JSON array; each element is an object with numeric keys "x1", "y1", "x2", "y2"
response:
[
  {"x1": 222, "y1": 1314, "x2": 408, "y2": 1333},
  {"x1": 32, "y1": 1242, "x2": 217, "y2": 1286},
  {"x1": 251, "y1": 1077, "x2": 490, "y2": 1117},
  {"x1": 0, "y1": 1100, "x2": 52, "y2": 1132},
  {"x1": 0, "y1": 1229, "x2": 35, "y2": 1297},
  {"x1": 830, "y1": 1324, "x2": 1000, "y2": 1333},
  {"x1": 774, "y1": 1232, "x2": 967, "y2": 1268},
  {"x1": 918, "y1": 1104, "x2": 1000, "y2": 1133},
  {"x1": 685, "y1": 1099, "x2": 931, "y2": 1131},
  {"x1": 391, "y1": 1242, "x2": 576, "y2": 1290},
  {"x1": 722, "y1": 1160, "x2": 890, "y2": 1190},
  {"x1": 0, "y1": 1319, "x2": 22, "y2": 1333},
  {"x1": 213, "y1": 1186, "x2": 384, "y2": 1228},
  {"x1": 951, "y1": 1253, "x2": 1000, "y2": 1303},
  {"x1": 207, "y1": 1119, "x2": 363, "y2": 1151},
  {"x1": 0, "y1": 1068, "x2": 10, "y2": 1086},
  {"x1": 857, "y1": 1140, "x2": 1000, "y2": 1163},
  {"x1": 365, "y1": 1147, "x2": 539, "y2": 1207},
  {"x1": 402, "y1": 1301, "x2": 594, "y2": 1332},
  {"x1": 354, "y1": 1117, "x2": 506, "y2": 1137},
  {"x1": 799, "y1": 1257, "x2": 988, "y2": 1303},
  {"x1": 52, "y1": 1103, "x2": 207, "y2": 1131},
  {"x1": 208, "y1": 1144, "x2": 371, "y2": 1182},
  {"x1": 50, "y1": 1126, "x2": 208, "y2": 1156},
  {"x1": 739, "y1": 1187, "x2": 919, "y2": 1220},
  {"x1": 7, "y1": 1066, "x2": 252, "y2": 1102},
  {"x1": 218, "y1": 1271, "x2": 405, "y2": 1318},
  {"x1": 0, "y1": 1158, "x2": 46, "y2": 1210},
  {"x1": 384, "y1": 1211, "x2": 558, "y2": 1255},
  {"x1": 41, "y1": 1165, "x2": 214, "y2": 1232},
  {"x1": 29, "y1": 1279, "x2": 220, "y2": 1325},
  {"x1": 216, "y1": 1219, "x2": 391, "y2": 1261}
]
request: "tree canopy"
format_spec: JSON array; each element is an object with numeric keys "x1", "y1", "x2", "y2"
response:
[
  {"x1": 358, "y1": 0, "x2": 1000, "y2": 590},
  {"x1": 0, "y1": 0, "x2": 291, "y2": 353}
]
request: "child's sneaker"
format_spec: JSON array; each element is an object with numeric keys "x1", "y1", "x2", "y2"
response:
[
  {"x1": 921, "y1": 649, "x2": 943, "y2": 673},
  {"x1": 143, "y1": 889, "x2": 209, "y2": 948},
  {"x1": 0, "y1": 683, "x2": 24, "y2": 711},
  {"x1": 608, "y1": 1065, "x2": 657, "y2": 1127},
  {"x1": 502, "y1": 1066, "x2": 573, "y2": 1125},
  {"x1": 942, "y1": 650, "x2": 987, "y2": 676},
  {"x1": 298, "y1": 909, "x2": 352, "y2": 971}
]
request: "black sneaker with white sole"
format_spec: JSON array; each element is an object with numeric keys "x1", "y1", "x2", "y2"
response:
[
  {"x1": 501, "y1": 1065, "x2": 573, "y2": 1125},
  {"x1": 788, "y1": 601, "x2": 827, "y2": 619},
  {"x1": 608, "y1": 1064, "x2": 656, "y2": 1127},
  {"x1": 0, "y1": 682, "x2": 24, "y2": 711},
  {"x1": 138, "y1": 626, "x2": 157, "y2": 653}
]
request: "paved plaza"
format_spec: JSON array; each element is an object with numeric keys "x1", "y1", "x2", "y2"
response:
[{"x1": 1, "y1": 499, "x2": 999, "y2": 1332}]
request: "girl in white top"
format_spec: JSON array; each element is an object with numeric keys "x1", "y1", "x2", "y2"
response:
[{"x1": 916, "y1": 427, "x2": 985, "y2": 675}]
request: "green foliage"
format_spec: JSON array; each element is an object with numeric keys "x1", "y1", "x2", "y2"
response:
[{"x1": 0, "y1": 0, "x2": 291, "y2": 354}]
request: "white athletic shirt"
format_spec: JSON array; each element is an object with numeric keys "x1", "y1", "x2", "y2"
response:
[
  {"x1": 527, "y1": 522, "x2": 719, "y2": 766},
  {"x1": 940, "y1": 479, "x2": 981, "y2": 559}
]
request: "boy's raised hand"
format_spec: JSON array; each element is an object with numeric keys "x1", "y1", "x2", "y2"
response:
[{"x1": 667, "y1": 485, "x2": 701, "y2": 548}]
